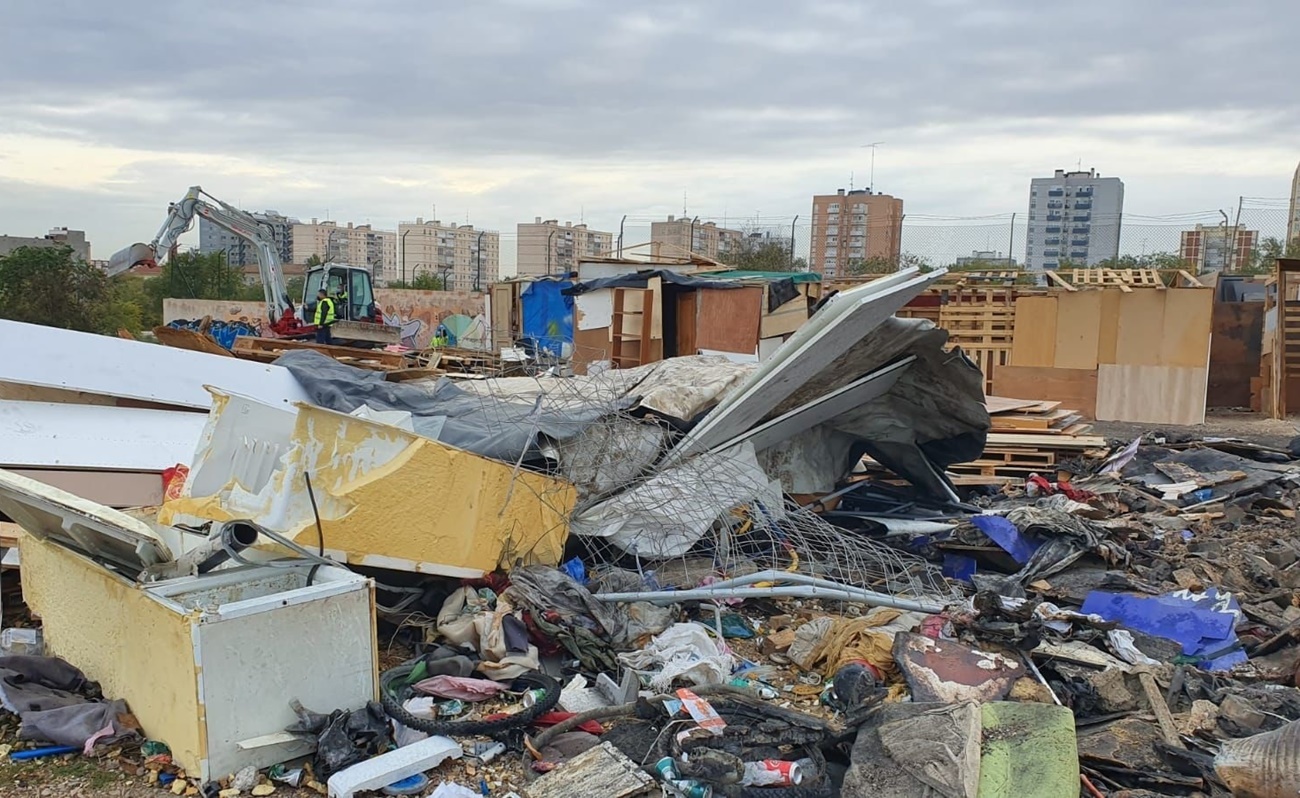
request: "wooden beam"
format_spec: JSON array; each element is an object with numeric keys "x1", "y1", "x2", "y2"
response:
[{"x1": 1044, "y1": 271, "x2": 1077, "y2": 291}]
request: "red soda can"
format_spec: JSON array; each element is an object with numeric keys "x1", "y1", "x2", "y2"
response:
[{"x1": 742, "y1": 759, "x2": 803, "y2": 787}]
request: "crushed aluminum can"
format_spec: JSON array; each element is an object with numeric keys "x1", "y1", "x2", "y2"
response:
[{"x1": 742, "y1": 759, "x2": 803, "y2": 787}]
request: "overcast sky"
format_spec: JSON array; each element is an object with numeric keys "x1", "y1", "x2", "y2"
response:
[{"x1": 1, "y1": 0, "x2": 1296, "y2": 268}]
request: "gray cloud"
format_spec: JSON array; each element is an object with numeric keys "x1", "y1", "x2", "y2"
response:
[{"x1": 0, "y1": 0, "x2": 1296, "y2": 259}]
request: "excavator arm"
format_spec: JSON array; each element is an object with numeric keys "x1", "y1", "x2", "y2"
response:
[{"x1": 108, "y1": 186, "x2": 298, "y2": 326}]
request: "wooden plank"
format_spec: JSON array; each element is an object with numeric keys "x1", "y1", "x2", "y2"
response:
[
  {"x1": 760, "y1": 285, "x2": 810, "y2": 339},
  {"x1": 1096, "y1": 364, "x2": 1208, "y2": 426},
  {"x1": 985, "y1": 431, "x2": 1108, "y2": 448},
  {"x1": 152, "y1": 326, "x2": 234, "y2": 357},
  {"x1": 1044, "y1": 271, "x2": 1077, "y2": 291},
  {"x1": 523, "y1": 741, "x2": 655, "y2": 798},
  {"x1": 1009, "y1": 296, "x2": 1058, "y2": 367},
  {"x1": 1158, "y1": 288, "x2": 1214, "y2": 368},
  {"x1": 1208, "y1": 302, "x2": 1264, "y2": 408},
  {"x1": 992, "y1": 365, "x2": 1098, "y2": 419},
  {"x1": 1096, "y1": 289, "x2": 1122, "y2": 365},
  {"x1": 696, "y1": 286, "x2": 763, "y2": 354},
  {"x1": 984, "y1": 396, "x2": 1046, "y2": 414},
  {"x1": 1114, "y1": 289, "x2": 1167, "y2": 366},
  {"x1": 1052, "y1": 291, "x2": 1103, "y2": 370},
  {"x1": 231, "y1": 336, "x2": 408, "y2": 369},
  {"x1": 989, "y1": 409, "x2": 1074, "y2": 430}
]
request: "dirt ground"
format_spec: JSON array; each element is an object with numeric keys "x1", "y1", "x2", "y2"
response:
[{"x1": 1089, "y1": 408, "x2": 1299, "y2": 450}]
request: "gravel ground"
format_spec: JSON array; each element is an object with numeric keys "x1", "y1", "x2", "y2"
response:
[{"x1": 1089, "y1": 408, "x2": 1299, "y2": 450}]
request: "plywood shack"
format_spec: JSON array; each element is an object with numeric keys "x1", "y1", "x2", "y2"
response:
[
  {"x1": 570, "y1": 270, "x2": 821, "y2": 371},
  {"x1": 1263, "y1": 258, "x2": 1300, "y2": 418},
  {"x1": 1207, "y1": 275, "x2": 1265, "y2": 409},
  {"x1": 996, "y1": 274, "x2": 1213, "y2": 425}
]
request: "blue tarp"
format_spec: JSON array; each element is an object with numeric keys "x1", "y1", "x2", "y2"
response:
[
  {"x1": 1080, "y1": 588, "x2": 1247, "y2": 670},
  {"x1": 972, "y1": 515, "x2": 1042, "y2": 565},
  {"x1": 520, "y1": 280, "x2": 574, "y2": 357},
  {"x1": 168, "y1": 319, "x2": 259, "y2": 350}
]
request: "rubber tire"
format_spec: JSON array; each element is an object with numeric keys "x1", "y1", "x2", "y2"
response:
[{"x1": 380, "y1": 665, "x2": 561, "y2": 736}]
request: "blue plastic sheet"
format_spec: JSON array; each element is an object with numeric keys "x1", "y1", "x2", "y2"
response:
[
  {"x1": 520, "y1": 280, "x2": 574, "y2": 357},
  {"x1": 1080, "y1": 588, "x2": 1246, "y2": 670},
  {"x1": 971, "y1": 515, "x2": 1042, "y2": 565},
  {"x1": 943, "y1": 553, "x2": 978, "y2": 582}
]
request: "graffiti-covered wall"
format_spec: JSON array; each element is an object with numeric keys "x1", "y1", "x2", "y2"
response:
[
  {"x1": 162, "y1": 289, "x2": 491, "y2": 351},
  {"x1": 373, "y1": 289, "x2": 488, "y2": 350}
]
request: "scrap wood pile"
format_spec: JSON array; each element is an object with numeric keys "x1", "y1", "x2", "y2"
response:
[{"x1": 951, "y1": 395, "x2": 1107, "y2": 482}]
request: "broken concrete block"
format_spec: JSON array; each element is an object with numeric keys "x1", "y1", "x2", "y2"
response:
[
  {"x1": 1219, "y1": 694, "x2": 1267, "y2": 732},
  {"x1": 1176, "y1": 699, "x2": 1220, "y2": 736},
  {"x1": 1009, "y1": 677, "x2": 1056, "y2": 704},
  {"x1": 1267, "y1": 547, "x2": 1299, "y2": 569},
  {"x1": 1171, "y1": 568, "x2": 1203, "y2": 591},
  {"x1": 759, "y1": 628, "x2": 797, "y2": 656},
  {"x1": 1088, "y1": 668, "x2": 1140, "y2": 713}
]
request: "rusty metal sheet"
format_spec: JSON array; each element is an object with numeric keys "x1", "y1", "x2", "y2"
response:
[{"x1": 892, "y1": 632, "x2": 1025, "y2": 703}]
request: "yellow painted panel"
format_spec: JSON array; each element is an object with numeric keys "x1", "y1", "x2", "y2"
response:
[
  {"x1": 164, "y1": 406, "x2": 574, "y2": 576},
  {"x1": 20, "y1": 536, "x2": 203, "y2": 772}
]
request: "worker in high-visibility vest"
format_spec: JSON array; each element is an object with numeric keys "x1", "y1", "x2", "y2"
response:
[{"x1": 313, "y1": 289, "x2": 336, "y2": 344}]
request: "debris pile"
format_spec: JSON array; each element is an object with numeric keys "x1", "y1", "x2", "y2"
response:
[{"x1": 6, "y1": 270, "x2": 1300, "y2": 796}]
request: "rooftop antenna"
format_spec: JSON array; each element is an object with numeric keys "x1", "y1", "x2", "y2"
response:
[
  {"x1": 849, "y1": 171, "x2": 855, "y2": 191},
  {"x1": 860, "y1": 142, "x2": 884, "y2": 191},
  {"x1": 683, "y1": 191, "x2": 688, "y2": 217}
]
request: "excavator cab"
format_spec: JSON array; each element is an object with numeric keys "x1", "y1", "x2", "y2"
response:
[{"x1": 302, "y1": 265, "x2": 382, "y2": 325}]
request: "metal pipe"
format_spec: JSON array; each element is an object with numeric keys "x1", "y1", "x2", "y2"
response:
[
  {"x1": 685, "y1": 568, "x2": 951, "y2": 609},
  {"x1": 618, "y1": 214, "x2": 627, "y2": 257},
  {"x1": 790, "y1": 214, "x2": 799, "y2": 267},
  {"x1": 593, "y1": 585, "x2": 942, "y2": 613},
  {"x1": 400, "y1": 229, "x2": 410, "y2": 286}
]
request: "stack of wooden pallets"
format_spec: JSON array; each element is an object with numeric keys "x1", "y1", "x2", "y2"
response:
[{"x1": 947, "y1": 396, "x2": 1108, "y2": 481}]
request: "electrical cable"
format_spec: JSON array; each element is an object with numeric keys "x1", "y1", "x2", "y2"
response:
[{"x1": 304, "y1": 471, "x2": 325, "y2": 586}]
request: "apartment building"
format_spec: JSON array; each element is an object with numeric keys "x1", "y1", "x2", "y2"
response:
[
  {"x1": 516, "y1": 219, "x2": 613, "y2": 277},
  {"x1": 809, "y1": 189, "x2": 904, "y2": 278},
  {"x1": 199, "y1": 210, "x2": 294, "y2": 269},
  {"x1": 1179, "y1": 224, "x2": 1258, "y2": 273},
  {"x1": 396, "y1": 218, "x2": 500, "y2": 291},
  {"x1": 1025, "y1": 169, "x2": 1124, "y2": 270},
  {"x1": 1289, "y1": 161, "x2": 1300, "y2": 246},
  {"x1": 649, "y1": 216, "x2": 746, "y2": 260},
  {"x1": 0, "y1": 227, "x2": 91, "y2": 261},
  {"x1": 291, "y1": 219, "x2": 397, "y2": 282}
]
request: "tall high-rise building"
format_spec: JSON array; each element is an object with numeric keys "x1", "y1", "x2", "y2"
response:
[
  {"x1": 1288, "y1": 161, "x2": 1300, "y2": 247},
  {"x1": 649, "y1": 216, "x2": 746, "y2": 260},
  {"x1": 516, "y1": 219, "x2": 613, "y2": 277},
  {"x1": 396, "y1": 218, "x2": 500, "y2": 291},
  {"x1": 291, "y1": 219, "x2": 397, "y2": 282},
  {"x1": 1024, "y1": 169, "x2": 1124, "y2": 270},
  {"x1": 199, "y1": 210, "x2": 294, "y2": 268},
  {"x1": 809, "y1": 189, "x2": 903, "y2": 278},
  {"x1": 1180, "y1": 224, "x2": 1258, "y2": 273}
]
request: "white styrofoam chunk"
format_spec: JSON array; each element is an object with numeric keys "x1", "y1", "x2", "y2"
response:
[{"x1": 327, "y1": 735, "x2": 463, "y2": 798}]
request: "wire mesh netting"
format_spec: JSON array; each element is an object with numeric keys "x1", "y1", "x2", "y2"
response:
[{"x1": 452, "y1": 366, "x2": 959, "y2": 605}]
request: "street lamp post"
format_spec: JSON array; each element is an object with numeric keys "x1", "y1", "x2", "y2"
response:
[
  {"x1": 790, "y1": 215, "x2": 799, "y2": 268},
  {"x1": 475, "y1": 230, "x2": 485, "y2": 292},
  {"x1": 400, "y1": 229, "x2": 410, "y2": 286},
  {"x1": 546, "y1": 229, "x2": 557, "y2": 275}
]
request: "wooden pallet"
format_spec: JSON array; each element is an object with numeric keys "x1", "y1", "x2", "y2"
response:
[{"x1": 231, "y1": 336, "x2": 408, "y2": 370}]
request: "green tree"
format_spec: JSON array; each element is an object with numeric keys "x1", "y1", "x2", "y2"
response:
[
  {"x1": 1241, "y1": 237, "x2": 1300, "y2": 274},
  {"x1": 0, "y1": 245, "x2": 144, "y2": 334},
  {"x1": 142, "y1": 250, "x2": 250, "y2": 322},
  {"x1": 387, "y1": 273, "x2": 447, "y2": 291},
  {"x1": 844, "y1": 252, "x2": 933, "y2": 276},
  {"x1": 717, "y1": 241, "x2": 808, "y2": 273}
]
